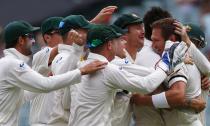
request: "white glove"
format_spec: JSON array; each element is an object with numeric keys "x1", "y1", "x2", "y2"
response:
[{"x1": 157, "y1": 40, "x2": 188, "y2": 74}]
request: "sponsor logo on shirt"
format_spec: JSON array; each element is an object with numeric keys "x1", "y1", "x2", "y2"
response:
[
  {"x1": 19, "y1": 62, "x2": 25, "y2": 70},
  {"x1": 56, "y1": 57, "x2": 63, "y2": 63},
  {"x1": 124, "y1": 59, "x2": 129, "y2": 64},
  {"x1": 46, "y1": 48, "x2": 50, "y2": 53}
]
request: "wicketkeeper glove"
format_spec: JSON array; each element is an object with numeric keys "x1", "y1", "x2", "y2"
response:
[{"x1": 157, "y1": 40, "x2": 189, "y2": 75}]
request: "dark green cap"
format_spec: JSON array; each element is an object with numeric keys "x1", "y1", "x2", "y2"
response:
[
  {"x1": 185, "y1": 23, "x2": 206, "y2": 48},
  {"x1": 59, "y1": 15, "x2": 94, "y2": 35},
  {"x1": 4, "y1": 20, "x2": 39, "y2": 46},
  {"x1": 113, "y1": 13, "x2": 143, "y2": 29},
  {"x1": 41, "y1": 17, "x2": 63, "y2": 34},
  {"x1": 110, "y1": 24, "x2": 127, "y2": 34},
  {"x1": 87, "y1": 25, "x2": 122, "y2": 48}
]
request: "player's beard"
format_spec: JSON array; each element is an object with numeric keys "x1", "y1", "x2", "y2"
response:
[{"x1": 25, "y1": 38, "x2": 35, "y2": 56}]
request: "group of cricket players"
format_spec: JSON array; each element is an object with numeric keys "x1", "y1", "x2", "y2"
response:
[{"x1": 0, "y1": 5, "x2": 209, "y2": 126}]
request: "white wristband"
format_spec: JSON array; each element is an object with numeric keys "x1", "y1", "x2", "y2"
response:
[{"x1": 152, "y1": 92, "x2": 170, "y2": 108}]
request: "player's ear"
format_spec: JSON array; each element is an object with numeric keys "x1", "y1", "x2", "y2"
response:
[
  {"x1": 107, "y1": 40, "x2": 112, "y2": 50},
  {"x1": 43, "y1": 34, "x2": 51, "y2": 44},
  {"x1": 17, "y1": 36, "x2": 25, "y2": 46}
]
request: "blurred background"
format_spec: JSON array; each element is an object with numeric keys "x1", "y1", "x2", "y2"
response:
[{"x1": 0, "y1": 0, "x2": 209, "y2": 125}]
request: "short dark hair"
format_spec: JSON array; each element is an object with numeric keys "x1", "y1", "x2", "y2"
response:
[
  {"x1": 152, "y1": 18, "x2": 181, "y2": 42},
  {"x1": 61, "y1": 32, "x2": 68, "y2": 42},
  {"x1": 143, "y1": 7, "x2": 172, "y2": 40},
  {"x1": 5, "y1": 39, "x2": 18, "y2": 49},
  {"x1": 89, "y1": 43, "x2": 105, "y2": 53}
]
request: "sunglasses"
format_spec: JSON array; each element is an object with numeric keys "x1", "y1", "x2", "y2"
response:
[{"x1": 23, "y1": 33, "x2": 35, "y2": 40}]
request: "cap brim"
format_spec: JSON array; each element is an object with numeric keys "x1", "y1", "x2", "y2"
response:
[
  {"x1": 82, "y1": 23, "x2": 95, "y2": 29},
  {"x1": 129, "y1": 19, "x2": 143, "y2": 25},
  {"x1": 116, "y1": 33, "x2": 122, "y2": 38},
  {"x1": 111, "y1": 24, "x2": 128, "y2": 34},
  {"x1": 31, "y1": 27, "x2": 40, "y2": 32}
]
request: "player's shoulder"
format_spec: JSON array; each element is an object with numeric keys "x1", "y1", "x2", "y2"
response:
[
  {"x1": 33, "y1": 47, "x2": 52, "y2": 58},
  {"x1": 2, "y1": 57, "x2": 30, "y2": 71},
  {"x1": 106, "y1": 62, "x2": 125, "y2": 73}
]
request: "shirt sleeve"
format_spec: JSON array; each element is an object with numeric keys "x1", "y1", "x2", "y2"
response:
[
  {"x1": 104, "y1": 63, "x2": 167, "y2": 94},
  {"x1": 167, "y1": 64, "x2": 189, "y2": 88},
  {"x1": 189, "y1": 43, "x2": 210, "y2": 76},
  {"x1": 111, "y1": 57, "x2": 154, "y2": 76},
  {"x1": 52, "y1": 44, "x2": 83, "y2": 110},
  {"x1": 8, "y1": 59, "x2": 81, "y2": 93},
  {"x1": 120, "y1": 64, "x2": 154, "y2": 77}
]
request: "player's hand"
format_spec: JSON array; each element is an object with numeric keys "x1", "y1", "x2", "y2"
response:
[
  {"x1": 190, "y1": 97, "x2": 206, "y2": 113},
  {"x1": 66, "y1": 29, "x2": 84, "y2": 46},
  {"x1": 90, "y1": 6, "x2": 117, "y2": 24},
  {"x1": 201, "y1": 76, "x2": 210, "y2": 91},
  {"x1": 173, "y1": 21, "x2": 191, "y2": 47},
  {"x1": 184, "y1": 55, "x2": 194, "y2": 65},
  {"x1": 79, "y1": 60, "x2": 108, "y2": 75},
  {"x1": 130, "y1": 93, "x2": 143, "y2": 106}
]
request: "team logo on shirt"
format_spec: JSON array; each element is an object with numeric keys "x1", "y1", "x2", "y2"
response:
[
  {"x1": 19, "y1": 62, "x2": 25, "y2": 70},
  {"x1": 46, "y1": 48, "x2": 50, "y2": 53},
  {"x1": 56, "y1": 57, "x2": 63, "y2": 63},
  {"x1": 124, "y1": 59, "x2": 129, "y2": 64}
]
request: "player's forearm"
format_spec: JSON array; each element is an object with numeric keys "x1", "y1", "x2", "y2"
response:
[
  {"x1": 132, "y1": 91, "x2": 185, "y2": 108},
  {"x1": 190, "y1": 43, "x2": 210, "y2": 76},
  {"x1": 165, "y1": 90, "x2": 185, "y2": 107},
  {"x1": 131, "y1": 94, "x2": 153, "y2": 106}
]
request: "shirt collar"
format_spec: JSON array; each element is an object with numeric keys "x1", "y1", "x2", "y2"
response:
[
  {"x1": 144, "y1": 38, "x2": 152, "y2": 46},
  {"x1": 124, "y1": 49, "x2": 135, "y2": 63},
  {"x1": 58, "y1": 44, "x2": 74, "y2": 54},
  {"x1": 87, "y1": 52, "x2": 108, "y2": 62},
  {"x1": 3, "y1": 48, "x2": 31, "y2": 63}
]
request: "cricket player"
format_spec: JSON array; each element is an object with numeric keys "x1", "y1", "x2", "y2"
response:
[
  {"x1": 29, "y1": 16, "x2": 67, "y2": 126},
  {"x1": 68, "y1": 24, "x2": 188, "y2": 126},
  {"x1": 0, "y1": 20, "x2": 107, "y2": 126},
  {"x1": 29, "y1": 6, "x2": 117, "y2": 126},
  {"x1": 113, "y1": 13, "x2": 145, "y2": 63},
  {"x1": 41, "y1": 15, "x2": 95, "y2": 126},
  {"x1": 131, "y1": 18, "x2": 206, "y2": 126},
  {"x1": 184, "y1": 24, "x2": 209, "y2": 126},
  {"x1": 133, "y1": 7, "x2": 173, "y2": 126},
  {"x1": 110, "y1": 13, "x2": 145, "y2": 126},
  {"x1": 32, "y1": 17, "x2": 63, "y2": 76}
]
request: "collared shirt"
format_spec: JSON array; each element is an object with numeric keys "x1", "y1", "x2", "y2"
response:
[
  {"x1": 135, "y1": 39, "x2": 161, "y2": 68},
  {"x1": 124, "y1": 49, "x2": 135, "y2": 64},
  {"x1": 30, "y1": 44, "x2": 83, "y2": 126},
  {"x1": 0, "y1": 48, "x2": 81, "y2": 126},
  {"x1": 110, "y1": 56, "x2": 154, "y2": 126},
  {"x1": 32, "y1": 47, "x2": 53, "y2": 76},
  {"x1": 69, "y1": 52, "x2": 167, "y2": 126}
]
